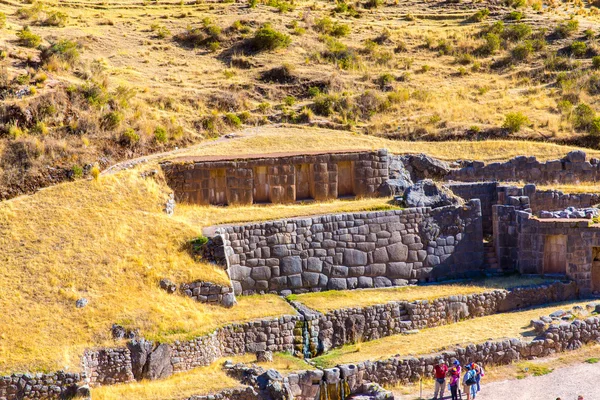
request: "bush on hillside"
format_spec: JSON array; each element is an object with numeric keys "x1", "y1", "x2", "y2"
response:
[
  {"x1": 502, "y1": 112, "x2": 529, "y2": 132},
  {"x1": 16, "y1": 26, "x2": 41, "y2": 48},
  {"x1": 251, "y1": 24, "x2": 291, "y2": 51}
]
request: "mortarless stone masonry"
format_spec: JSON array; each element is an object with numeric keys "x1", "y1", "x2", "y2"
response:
[
  {"x1": 161, "y1": 150, "x2": 389, "y2": 206},
  {"x1": 214, "y1": 202, "x2": 485, "y2": 295}
]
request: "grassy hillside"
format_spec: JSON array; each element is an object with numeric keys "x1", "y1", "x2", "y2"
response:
[{"x1": 3, "y1": 0, "x2": 600, "y2": 198}]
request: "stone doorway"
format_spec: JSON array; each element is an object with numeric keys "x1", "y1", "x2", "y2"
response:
[
  {"x1": 253, "y1": 166, "x2": 270, "y2": 203},
  {"x1": 592, "y1": 248, "x2": 600, "y2": 293},
  {"x1": 295, "y1": 164, "x2": 314, "y2": 201},
  {"x1": 337, "y1": 161, "x2": 355, "y2": 197},
  {"x1": 209, "y1": 169, "x2": 227, "y2": 205},
  {"x1": 543, "y1": 235, "x2": 567, "y2": 275}
]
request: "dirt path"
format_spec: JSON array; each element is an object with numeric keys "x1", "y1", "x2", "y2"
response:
[{"x1": 395, "y1": 362, "x2": 600, "y2": 400}]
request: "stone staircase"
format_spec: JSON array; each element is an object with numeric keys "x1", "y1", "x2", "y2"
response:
[{"x1": 483, "y1": 240, "x2": 499, "y2": 271}]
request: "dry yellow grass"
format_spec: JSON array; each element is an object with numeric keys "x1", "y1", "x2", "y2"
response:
[
  {"x1": 0, "y1": 165, "x2": 398, "y2": 374},
  {"x1": 92, "y1": 360, "x2": 240, "y2": 400},
  {"x1": 288, "y1": 276, "x2": 554, "y2": 313},
  {"x1": 312, "y1": 301, "x2": 591, "y2": 368},
  {"x1": 168, "y1": 126, "x2": 600, "y2": 163},
  {"x1": 92, "y1": 352, "x2": 310, "y2": 400},
  {"x1": 535, "y1": 183, "x2": 600, "y2": 194}
]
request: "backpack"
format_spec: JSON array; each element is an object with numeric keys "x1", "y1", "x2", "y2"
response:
[{"x1": 465, "y1": 372, "x2": 477, "y2": 386}]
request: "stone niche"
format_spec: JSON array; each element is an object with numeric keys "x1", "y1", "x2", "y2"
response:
[
  {"x1": 160, "y1": 150, "x2": 389, "y2": 206},
  {"x1": 214, "y1": 200, "x2": 484, "y2": 295}
]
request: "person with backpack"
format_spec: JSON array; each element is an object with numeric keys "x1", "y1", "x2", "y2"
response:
[
  {"x1": 462, "y1": 364, "x2": 478, "y2": 400},
  {"x1": 471, "y1": 363, "x2": 484, "y2": 394},
  {"x1": 432, "y1": 358, "x2": 448, "y2": 400},
  {"x1": 448, "y1": 360, "x2": 461, "y2": 400}
]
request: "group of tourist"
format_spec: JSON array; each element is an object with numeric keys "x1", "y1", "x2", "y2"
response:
[{"x1": 432, "y1": 358, "x2": 484, "y2": 400}]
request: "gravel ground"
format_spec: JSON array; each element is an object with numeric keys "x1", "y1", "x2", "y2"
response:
[{"x1": 395, "y1": 362, "x2": 600, "y2": 400}]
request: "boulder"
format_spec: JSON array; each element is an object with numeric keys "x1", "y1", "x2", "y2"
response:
[
  {"x1": 222, "y1": 292, "x2": 236, "y2": 308},
  {"x1": 127, "y1": 339, "x2": 154, "y2": 380},
  {"x1": 401, "y1": 154, "x2": 450, "y2": 181},
  {"x1": 257, "y1": 350, "x2": 274, "y2": 363},
  {"x1": 75, "y1": 298, "x2": 88, "y2": 308},
  {"x1": 159, "y1": 278, "x2": 177, "y2": 294},
  {"x1": 383, "y1": 156, "x2": 413, "y2": 195},
  {"x1": 402, "y1": 180, "x2": 462, "y2": 208},
  {"x1": 565, "y1": 150, "x2": 586, "y2": 163},
  {"x1": 145, "y1": 343, "x2": 173, "y2": 380}
]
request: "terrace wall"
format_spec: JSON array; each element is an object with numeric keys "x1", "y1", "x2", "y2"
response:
[
  {"x1": 446, "y1": 182, "x2": 498, "y2": 235},
  {"x1": 160, "y1": 150, "x2": 389, "y2": 206},
  {"x1": 216, "y1": 202, "x2": 485, "y2": 295}
]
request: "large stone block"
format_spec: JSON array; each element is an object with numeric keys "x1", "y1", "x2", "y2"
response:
[
  {"x1": 387, "y1": 262, "x2": 412, "y2": 279},
  {"x1": 373, "y1": 247, "x2": 390, "y2": 263},
  {"x1": 387, "y1": 242, "x2": 409, "y2": 262},
  {"x1": 281, "y1": 256, "x2": 302, "y2": 275},
  {"x1": 251, "y1": 266, "x2": 272, "y2": 280},
  {"x1": 307, "y1": 257, "x2": 323, "y2": 272},
  {"x1": 343, "y1": 249, "x2": 368, "y2": 266},
  {"x1": 328, "y1": 278, "x2": 348, "y2": 290}
]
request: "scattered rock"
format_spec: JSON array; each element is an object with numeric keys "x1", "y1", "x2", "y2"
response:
[
  {"x1": 145, "y1": 343, "x2": 173, "y2": 380},
  {"x1": 257, "y1": 350, "x2": 273, "y2": 363},
  {"x1": 400, "y1": 154, "x2": 450, "y2": 181},
  {"x1": 382, "y1": 156, "x2": 413, "y2": 196},
  {"x1": 401, "y1": 179, "x2": 462, "y2": 208},
  {"x1": 159, "y1": 278, "x2": 177, "y2": 294},
  {"x1": 127, "y1": 339, "x2": 154, "y2": 380},
  {"x1": 74, "y1": 385, "x2": 91, "y2": 399},
  {"x1": 539, "y1": 207, "x2": 599, "y2": 219},
  {"x1": 164, "y1": 193, "x2": 175, "y2": 215},
  {"x1": 549, "y1": 310, "x2": 566, "y2": 319},
  {"x1": 111, "y1": 324, "x2": 127, "y2": 339},
  {"x1": 565, "y1": 150, "x2": 586, "y2": 163},
  {"x1": 75, "y1": 298, "x2": 88, "y2": 308}
]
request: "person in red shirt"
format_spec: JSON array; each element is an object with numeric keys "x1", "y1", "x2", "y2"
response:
[{"x1": 433, "y1": 358, "x2": 448, "y2": 400}]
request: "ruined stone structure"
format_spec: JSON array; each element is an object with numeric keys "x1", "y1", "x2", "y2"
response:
[
  {"x1": 447, "y1": 150, "x2": 600, "y2": 184},
  {"x1": 216, "y1": 203, "x2": 484, "y2": 295},
  {"x1": 160, "y1": 150, "x2": 389, "y2": 206}
]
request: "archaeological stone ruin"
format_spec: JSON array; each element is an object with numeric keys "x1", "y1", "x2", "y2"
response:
[{"x1": 5, "y1": 148, "x2": 600, "y2": 400}]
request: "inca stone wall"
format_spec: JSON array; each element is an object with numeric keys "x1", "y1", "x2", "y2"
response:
[
  {"x1": 498, "y1": 184, "x2": 600, "y2": 215},
  {"x1": 446, "y1": 182, "x2": 498, "y2": 235},
  {"x1": 308, "y1": 281, "x2": 577, "y2": 353},
  {"x1": 180, "y1": 280, "x2": 236, "y2": 307},
  {"x1": 216, "y1": 202, "x2": 485, "y2": 295},
  {"x1": 517, "y1": 214, "x2": 600, "y2": 295},
  {"x1": 446, "y1": 150, "x2": 599, "y2": 184},
  {"x1": 160, "y1": 150, "x2": 389, "y2": 206},
  {"x1": 81, "y1": 347, "x2": 134, "y2": 386},
  {"x1": 0, "y1": 372, "x2": 83, "y2": 400}
]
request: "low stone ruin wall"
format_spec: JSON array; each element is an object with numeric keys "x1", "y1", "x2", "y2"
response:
[
  {"x1": 498, "y1": 184, "x2": 600, "y2": 215},
  {"x1": 193, "y1": 308, "x2": 600, "y2": 400},
  {"x1": 0, "y1": 372, "x2": 83, "y2": 400},
  {"x1": 1, "y1": 281, "x2": 579, "y2": 399},
  {"x1": 446, "y1": 150, "x2": 599, "y2": 184},
  {"x1": 216, "y1": 202, "x2": 485, "y2": 295},
  {"x1": 180, "y1": 280, "x2": 236, "y2": 307},
  {"x1": 309, "y1": 281, "x2": 577, "y2": 353}
]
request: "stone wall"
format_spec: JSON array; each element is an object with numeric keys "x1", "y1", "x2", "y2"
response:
[
  {"x1": 313, "y1": 281, "x2": 577, "y2": 353},
  {"x1": 447, "y1": 150, "x2": 599, "y2": 184},
  {"x1": 216, "y1": 202, "x2": 485, "y2": 295},
  {"x1": 496, "y1": 184, "x2": 600, "y2": 215},
  {"x1": 446, "y1": 182, "x2": 498, "y2": 235},
  {"x1": 160, "y1": 150, "x2": 389, "y2": 206},
  {"x1": 516, "y1": 214, "x2": 600, "y2": 295},
  {"x1": 0, "y1": 372, "x2": 82, "y2": 400},
  {"x1": 180, "y1": 280, "x2": 236, "y2": 307},
  {"x1": 81, "y1": 348, "x2": 134, "y2": 386}
]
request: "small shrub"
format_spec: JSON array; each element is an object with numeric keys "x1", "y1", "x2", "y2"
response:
[
  {"x1": 32, "y1": 121, "x2": 48, "y2": 135},
  {"x1": 91, "y1": 166, "x2": 100, "y2": 180},
  {"x1": 41, "y1": 39, "x2": 80, "y2": 68},
  {"x1": 0, "y1": 12, "x2": 6, "y2": 29},
  {"x1": 313, "y1": 94, "x2": 338, "y2": 116},
  {"x1": 121, "y1": 128, "x2": 140, "y2": 146},
  {"x1": 502, "y1": 112, "x2": 529, "y2": 132},
  {"x1": 43, "y1": 11, "x2": 68, "y2": 27},
  {"x1": 554, "y1": 19, "x2": 579, "y2": 39},
  {"x1": 511, "y1": 41, "x2": 533, "y2": 62},
  {"x1": 585, "y1": 358, "x2": 600, "y2": 364},
  {"x1": 71, "y1": 165, "x2": 83, "y2": 179},
  {"x1": 251, "y1": 24, "x2": 291, "y2": 51},
  {"x1": 363, "y1": 0, "x2": 383, "y2": 9},
  {"x1": 16, "y1": 26, "x2": 42, "y2": 48},
  {"x1": 101, "y1": 111, "x2": 124, "y2": 131},
  {"x1": 224, "y1": 112, "x2": 242, "y2": 127},
  {"x1": 570, "y1": 41, "x2": 587, "y2": 57},
  {"x1": 503, "y1": 23, "x2": 531, "y2": 41},
  {"x1": 283, "y1": 95, "x2": 296, "y2": 106},
  {"x1": 151, "y1": 23, "x2": 171, "y2": 39},
  {"x1": 468, "y1": 8, "x2": 489, "y2": 23},
  {"x1": 8, "y1": 124, "x2": 24, "y2": 139},
  {"x1": 376, "y1": 73, "x2": 394, "y2": 89},
  {"x1": 248, "y1": 0, "x2": 257, "y2": 7},
  {"x1": 584, "y1": 29, "x2": 595, "y2": 40},
  {"x1": 154, "y1": 126, "x2": 168, "y2": 143},
  {"x1": 593, "y1": 56, "x2": 600, "y2": 69},
  {"x1": 507, "y1": 11, "x2": 523, "y2": 21},
  {"x1": 258, "y1": 102, "x2": 271, "y2": 112},
  {"x1": 572, "y1": 103, "x2": 595, "y2": 130},
  {"x1": 308, "y1": 87, "x2": 322, "y2": 97},
  {"x1": 480, "y1": 33, "x2": 501, "y2": 55}
]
